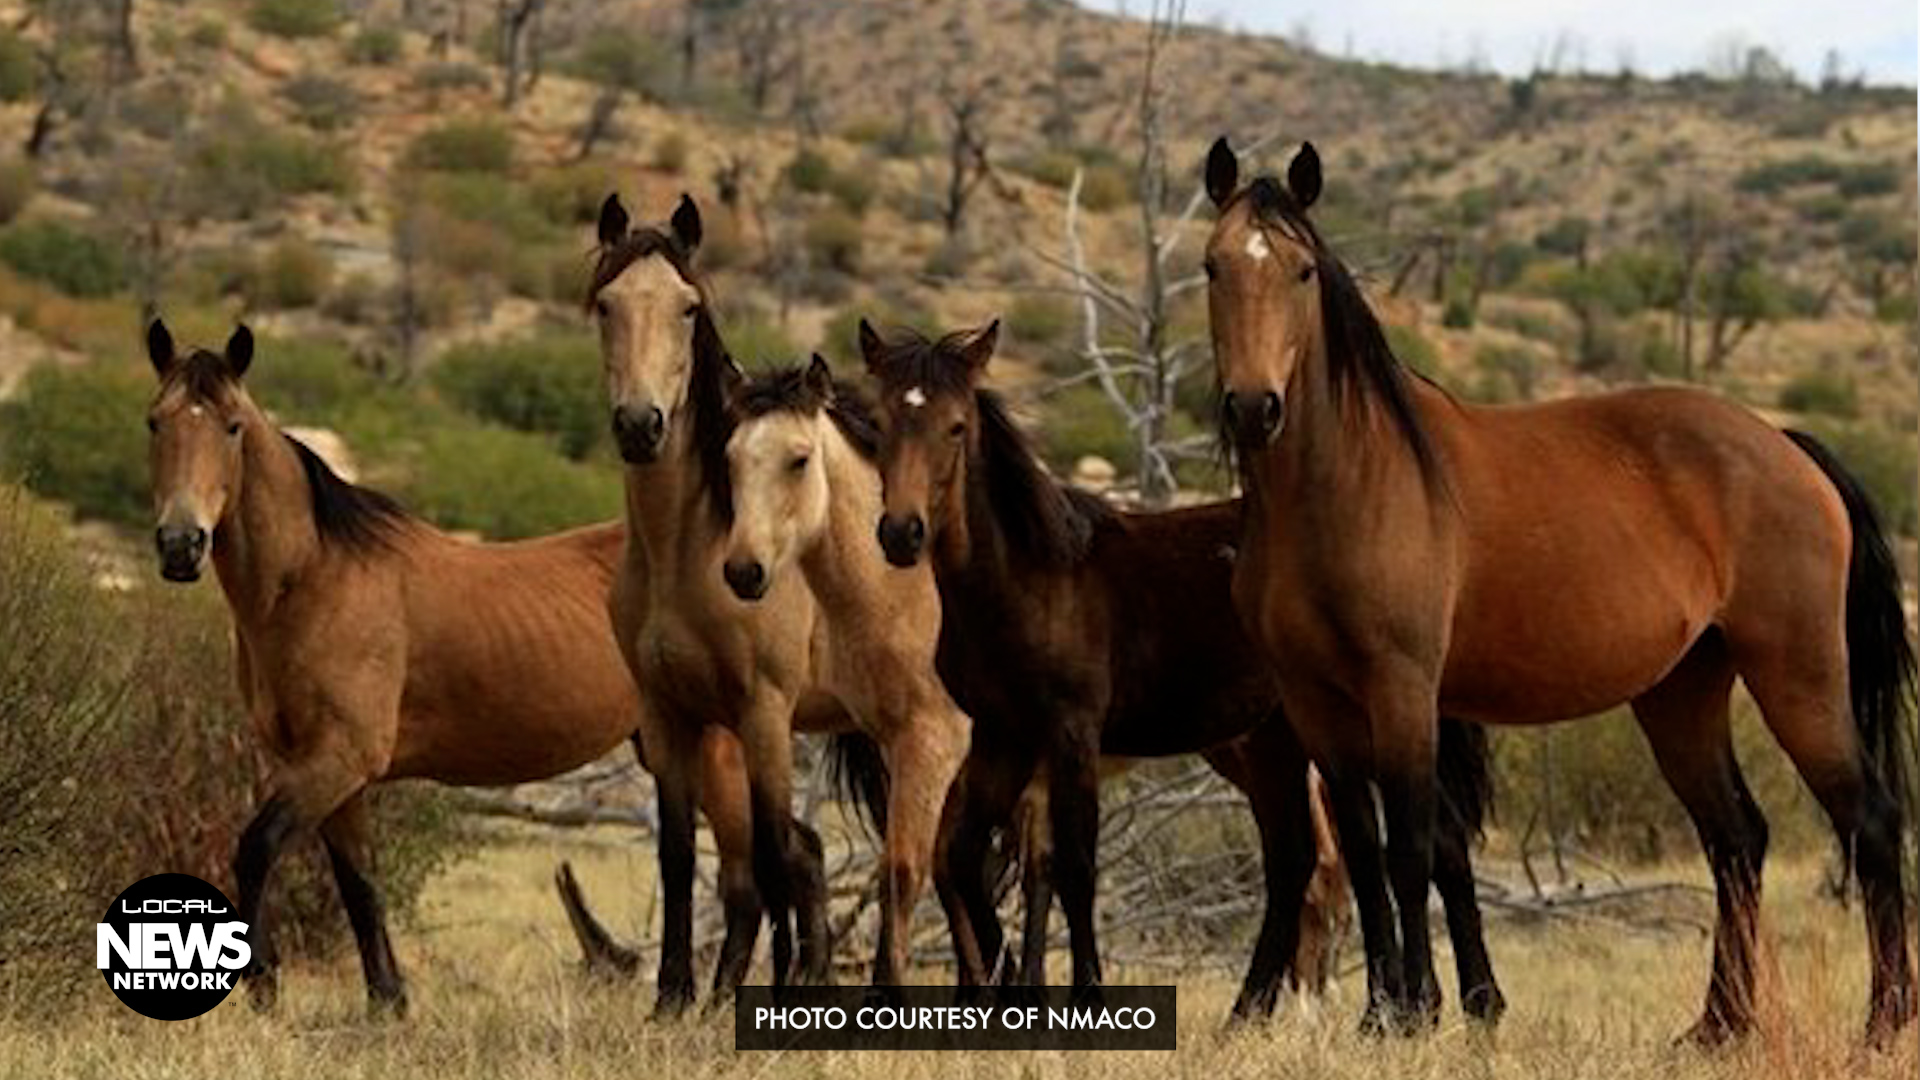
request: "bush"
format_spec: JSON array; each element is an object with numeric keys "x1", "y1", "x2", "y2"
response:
[
  {"x1": 411, "y1": 61, "x2": 491, "y2": 93},
  {"x1": 1470, "y1": 344, "x2": 1538, "y2": 402},
  {"x1": 1383, "y1": 322, "x2": 1440, "y2": 376},
  {"x1": 405, "y1": 119, "x2": 514, "y2": 175},
  {"x1": 257, "y1": 237, "x2": 334, "y2": 309},
  {"x1": 1798, "y1": 419, "x2": 1918, "y2": 537},
  {"x1": 188, "y1": 18, "x2": 229, "y2": 50},
  {"x1": 1837, "y1": 162, "x2": 1900, "y2": 198},
  {"x1": 401, "y1": 424, "x2": 619, "y2": 539},
  {"x1": 1, "y1": 362, "x2": 151, "y2": 526},
  {"x1": 248, "y1": 0, "x2": 343, "y2": 39},
  {"x1": 1734, "y1": 154, "x2": 1842, "y2": 193},
  {"x1": 803, "y1": 209, "x2": 863, "y2": 274},
  {"x1": 433, "y1": 334, "x2": 606, "y2": 460},
  {"x1": 185, "y1": 106, "x2": 354, "y2": 219},
  {"x1": 528, "y1": 162, "x2": 620, "y2": 226},
  {"x1": 1777, "y1": 370, "x2": 1857, "y2": 418},
  {"x1": 784, "y1": 148, "x2": 835, "y2": 195},
  {"x1": 0, "y1": 28, "x2": 33, "y2": 102},
  {"x1": 281, "y1": 74, "x2": 360, "y2": 131},
  {"x1": 565, "y1": 28, "x2": 676, "y2": 99},
  {"x1": 0, "y1": 489, "x2": 472, "y2": 1006},
  {"x1": 345, "y1": 24, "x2": 402, "y2": 65},
  {"x1": 1039, "y1": 383, "x2": 1132, "y2": 473},
  {"x1": 1006, "y1": 294, "x2": 1075, "y2": 352},
  {"x1": 0, "y1": 219, "x2": 127, "y2": 298},
  {"x1": 0, "y1": 161, "x2": 34, "y2": 225},
  {"x1": 651, "y1": 131, "x2": 689, "y2": 173}
]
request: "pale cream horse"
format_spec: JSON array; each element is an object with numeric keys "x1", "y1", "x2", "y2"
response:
[{"x1": 587, "y1": 194, "x2": 970, "y2": 1002}]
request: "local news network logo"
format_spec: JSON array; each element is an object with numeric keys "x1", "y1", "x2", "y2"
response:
[{"x1": 96, "y1": 873, "x2": 250, "y2": 1020}]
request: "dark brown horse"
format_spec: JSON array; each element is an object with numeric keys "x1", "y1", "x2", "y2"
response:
[
  {"x1": 859, "y1": 323, "x2": 1503, "y2": 1022},
  {"x1": 141, "y1": 321, "x2": 799, "y2": 1013},
  {"x1": 1204, "y1": 137, "x2": 1915, "y2": 1046}
]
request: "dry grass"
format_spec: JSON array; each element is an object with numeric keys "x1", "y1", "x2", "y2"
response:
[{"x1": 2, "y1": 824, "x2": 1912, "y2": 1079}]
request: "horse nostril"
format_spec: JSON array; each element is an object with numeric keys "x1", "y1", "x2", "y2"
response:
[
  {"x1": 905, "y1": 516, "x2": 925, "y2": 547},
  {"x1": 641, "y1": 406, "x2": 665, "y2": 441},
  {"x1": 1260, "y1": 391, "x2": 1283, "y2": 435},
  {"x1": 723, "y1": 559, "x2": 767, "y2": 598}
]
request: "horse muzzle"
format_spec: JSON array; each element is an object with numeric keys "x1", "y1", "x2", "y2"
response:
[
  {"x1": 876, "y1": 513, "x2": 926, "y2": 568},
  {"x1": 611, "y1": 403, "x2": 667, "y2": 464},
  {"x1": 722, "y1": 558, "x2": 769, "y2": 601},
  {"x1": 1223, "y1": 389, "x2": 1286, "y2": 447},
  {"x1": 154, "y1": 524, "x2": 209, "y2": 583}
]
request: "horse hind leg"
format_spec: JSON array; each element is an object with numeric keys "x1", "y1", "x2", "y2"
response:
[
  {"x1": 1631, "y1": 632, "x2": 1766, "y2": 1047},
  {"x1": 787, "y1": 817, "x2": 831, "y2": 986},
  {"x1": 1731, "y1": 619, "x2": 1916, "y2": 1046},
  {"x1": 1016, "y1": 776, "x2": 1053, "y2": 990},
  {"x1": 320, "y1": 793, "x2": 407, "y2": 1017}
]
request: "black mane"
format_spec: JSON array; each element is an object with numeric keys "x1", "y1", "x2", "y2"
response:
[
  {"x1": 584, "y1": 226, "x2": 699, "y2": 309},
  {"x1": 973, "y1": 390, "x2": 1112, "y2": 568},
  {"x1": 732, "y1": 362, "x2": 882, "y2": 462},
  {"x1": 1243, "y1": 176, "x2": 1443, "y2": 485},
  {"x1": 286, "y1": 435, "x2": 409, "y2": 551},
  {"x1": 686, "y1": 308, "x2": 738, "y2": 529}
]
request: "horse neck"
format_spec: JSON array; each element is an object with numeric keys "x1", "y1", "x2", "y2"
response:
[
  {"x1": 212, "y1": 420, "x2": 324, "y2": 626},
  {"x1": 619, "y1": 420, "x2": 713, "y2": 582},
  {"x1": 927, "y1": 440, "x2": 1035, "y2": 604},
  {"x1": 793, "y1": 421, "x2": 886, "y2": 616}
]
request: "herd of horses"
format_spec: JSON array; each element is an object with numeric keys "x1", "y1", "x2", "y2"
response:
[{"x1": 137, "y1": 137, "x2": 1914, "y2": 1050}]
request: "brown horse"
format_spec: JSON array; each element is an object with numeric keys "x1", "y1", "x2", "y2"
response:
[
  {"x1": 141, "y1": 320, "x2": 805, "y2": 1013},
  {"x1": 858, "y1": 323, "x2": 1503, "y2": 1022},
  {"x1": 1203, "y1": 137, "x2": 1916, "y2": 1046},
  {"x1": 587, "y1": 194, "x2": 969, "y2": 1005}
]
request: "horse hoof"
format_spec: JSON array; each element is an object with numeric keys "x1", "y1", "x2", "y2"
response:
[
  {"x1": 652, "y1": 989, "x2": 695, "y2": 1022},
  {"x1": 1863, "y1": 993, "x2": 1916, "y2": 1052},
  {"x1": 1462, "y1": 985, "x2": 1507, "y2": 1028},
  {"x1": 245, "y1": 971, "x2": 279, "y2": 1014},
  {"x1": 367, "y1": 987, "x2": 408, "y2": 1021},
  {"x1": 1673, "y1": 1016, "x2": 1742, "y2": 1050}
]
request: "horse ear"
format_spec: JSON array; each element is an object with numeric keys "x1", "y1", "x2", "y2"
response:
[
  {"x1": 1287, "y1": 141, "x2": 1321, "y2": 211},
  {"x1": 960, "y1": 320, "x2": 999, "y2": 374},
  {"x1": 804, "y1": 354, "x2": 833, "y2": 403},
  {"x1": 597, "y1": 193, "x2": 629, "y2": 247},
  {"x1": 670, "y1": 193, "x2": 702, "y2": 253},
  {"x1": 146, "y1": 318, "x2": 176, "y2": 376},
  {"x1": 857, "y1": 318, "x2": 886, "y2": 374},
  {"x1": 1205, "y1": 136, "x2": 1239, "y2": 209},
  {"x1": 225, "y1": 324, "x2": 254, "y2": 378}
]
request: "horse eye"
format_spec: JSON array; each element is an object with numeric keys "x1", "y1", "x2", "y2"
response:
[
  {"x1": 683, "y1": 303, "x2": 699, "y2": 320},
  {"x1": 1297, "y1": 264, "x2": 1315, "y2": 284},
  {"x1": 227, "y1": 420, "x2": 243, "y2": 436},
  {"x1": 947, "y1": 421, "x2": 966, "y2": 439},
  {"x1": 788, "y1": 454, "x2": 809, "y2": 473},
  {"x1": 145, "y1": 416, "x2": 158, "y2": 433},
  {"x1": 1203, "y1": 257, "x2": 1218, "y2": 282},
  {"x1": 594, "y1": 297, "x2": 610, "y2": 318}
]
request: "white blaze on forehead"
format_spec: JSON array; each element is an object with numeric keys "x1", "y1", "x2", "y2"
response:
[
  {"x1": 1244, "y1": 232, "x2": 1272, "y2": 261},
  {"x1": 903, "y1": 386, "x2": 927, "y2": 409}
]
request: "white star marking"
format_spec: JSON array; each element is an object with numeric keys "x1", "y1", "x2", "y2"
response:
[
  {"x1": 903, "y1": 387, "x2": 927, "y2": 409},
  {"x1": 1244, "y1": 232, "x2": 1271, "y2": 261}
]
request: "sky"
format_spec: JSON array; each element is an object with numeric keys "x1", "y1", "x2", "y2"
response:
[{"x1": 1087, "y1": 0, "x2": 1918, "y2": 86}]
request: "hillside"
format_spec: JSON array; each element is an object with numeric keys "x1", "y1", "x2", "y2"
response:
[{"x1": 0, "y1": 0, "x2": 1911, "y2": 551}]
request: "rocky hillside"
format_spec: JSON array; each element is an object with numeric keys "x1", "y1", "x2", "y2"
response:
[{"x1": 0, "y1": 0, "x2": 1911, "y2": 551}]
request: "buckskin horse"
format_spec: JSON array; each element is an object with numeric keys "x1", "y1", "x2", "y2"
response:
[
  {"x1": 858, "y1": 323, "x2": 1503, "y2": 1022},
  {"x1": 1204, "y1": 137, "x2": 1914, "y2": 1046},
  {"x1": 586, "y1": 194, "x2": 970, "y2": 1005},
  {"x1": 142, "y1": 320, "x2": 815, "y2": 1014}
]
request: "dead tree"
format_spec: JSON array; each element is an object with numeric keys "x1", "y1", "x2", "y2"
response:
[
  {"x1": 1038, "y1": 2, "x2": 1237, "y2": 506},
  {"x1": 937, "y1": 82, "x2": 991, "y2": 237},
  {"x1": 573, "y1": 87, "x2": 622, "y2": 160},
  {"x1": 499, "y1": 0, "x2": 546, "y2": 107}
]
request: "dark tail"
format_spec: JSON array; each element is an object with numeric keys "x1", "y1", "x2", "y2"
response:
[
  {"x1": 1436, "y1": 716, "x2": 1493, "y2": 839},
  {"x1": 1785, "y1": 429, "x2": 1917, "y2": 827},
  {"x1": 827, "y1": 732, "x2": 890, "y2": 839}
]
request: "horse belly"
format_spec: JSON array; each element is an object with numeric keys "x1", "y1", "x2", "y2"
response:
[{"x1": 1442, "y1": 579, "x2": 1710, "y2": 724}]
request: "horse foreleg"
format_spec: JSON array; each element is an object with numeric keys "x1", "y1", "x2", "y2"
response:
[
  {"x1": 1205, "y1": 726, "x2": 1315, "y2": 1024},
  {"x1": 320, "y1": 793, "x2": 407, "y2": 1017},
  {"x1": 936, "y1": 739, "x2": 1035, "y2": 992},
  {"x1": 1046, "y1": 727, "x2": 1104, "y2": 999},
  {"x1": 1432, "y1": 802, "x2": 1503, "y2": 1024},
  {"x1": 701, "y1": 728, "x2": 761, "y2": 1006},
  {"x1": 1323, "y1": 768, "x2": 1401, "y2": 1035},
  {"x1": 235, "y1": 737, "x2": 373, "y2": 1013},
  {"x1": 1016, "y1": 776, "x2": 1053, "y2": 989},
  {"x1": 648, "y1": 719, "x2": 702, "y2": 1019},
  {"x1": 735, "y1": 699, "x2": 801, "y2": 992},
  {"x1": 873, "y1": 705, "x2": 969, "y2": 986},
  {"x1": 1376, "y1": 726, "x2": 1442, "y2": 1032}
]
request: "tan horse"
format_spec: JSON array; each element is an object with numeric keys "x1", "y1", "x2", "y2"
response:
[
  {"x1": 587, "y1": 195, "x2": 969, "y2": 1004},
  {"x1": 142, "y1": 320, "x2": 784, "y2": 1013},
  {"x1": 1204, "y1": 138, "x2": 1915, "y2": 1046}
]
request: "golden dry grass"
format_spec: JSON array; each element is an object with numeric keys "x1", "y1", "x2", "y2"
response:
[{"x1": 1, "y1": 823, "x2": 1914, "y2": 1079}]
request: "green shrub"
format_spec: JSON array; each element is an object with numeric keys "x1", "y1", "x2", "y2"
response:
[
  {"x1": 1383, "y1": 322, "x2": 1439, "y2": 376},
  {"x1": 1777, "y1": 370, "x2": 1857, "y2": 418},
  {"x1": 651, "y1": 131, "x2": 689, "y2": 173},
  {"x1": 345, "y1": 24, "x2": 402, "y2": 65},
  {"x1": 401, "y1": 424, "x2": 619, "y2": 539},
  {"x1": 249, "y1": 335, "x2": 380, "y2": 416},
  {"x1": 726, "y1": 315, "x2": 802, "y2": 366},
  {"x1": 1039, "y1": 384, "x2": 1132, "y2": 473},
  {"x1": 257, "y1": 237, "x2": 334, "y2": 309},
  {"x1": 784, "y1": 148, "x2": 835, "y2": 194},
  {"x1": 803, "y1": 209, "x2": 863, "y2": 274},
  {"x1": 528, "y1": 162, "x2": 620, "y2": 226},
  {"x1": 248, "y1": 0, "x2": 343, "y2": 39},
  {"x1": 411, "y1": 61, "x2": 491, "y2": 93},
  {"x1": 1470, "y1": 344, "x2": 1538, "y2": 402},
  {"x1": 1441, "y1": 296, "x2": 1474, "y2": 329},
  {"x1": 281, "y1": 74, "x2": 360, "y2": 131},
  {"x1": 433, "y1": 334, "x2": 606, "y2": 459},
  {"x1": 405, "y1": 119, "x2": 514, "y2": 175},
  {"x1": 0, "y1": 219, "x2": 127, "y2": 299},
  {"x1": 1006, "y1": 294, "x2": 1075, "y2": 351},
  {"x1": 0, "y1": 161, "x2": 34, "y2": 225},
  {"x1": 1836, "y1": 162, "x2": 1900, "y2": 198},
  {"x1": 564, "y1": 28, "x2": 676, "y2": 98},
  {"x1": 1, "y1": 362, "x2": 151, "y2": 526},
  {"x1": 1734, "y1": 154, "x2": 1843, "y2": 193},
  {"x1": 188, "y1": 18, "x2": 229, "y2": 50},
  {"x1": 0, "y1": 28, "x2": 33, "y2": 102},
  {"x1": 0, "y1": 489, "x2": 473, "y2": 1006},
  {"x1": 185, "y1": 107, "x2": 354, "y2": 219}
]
